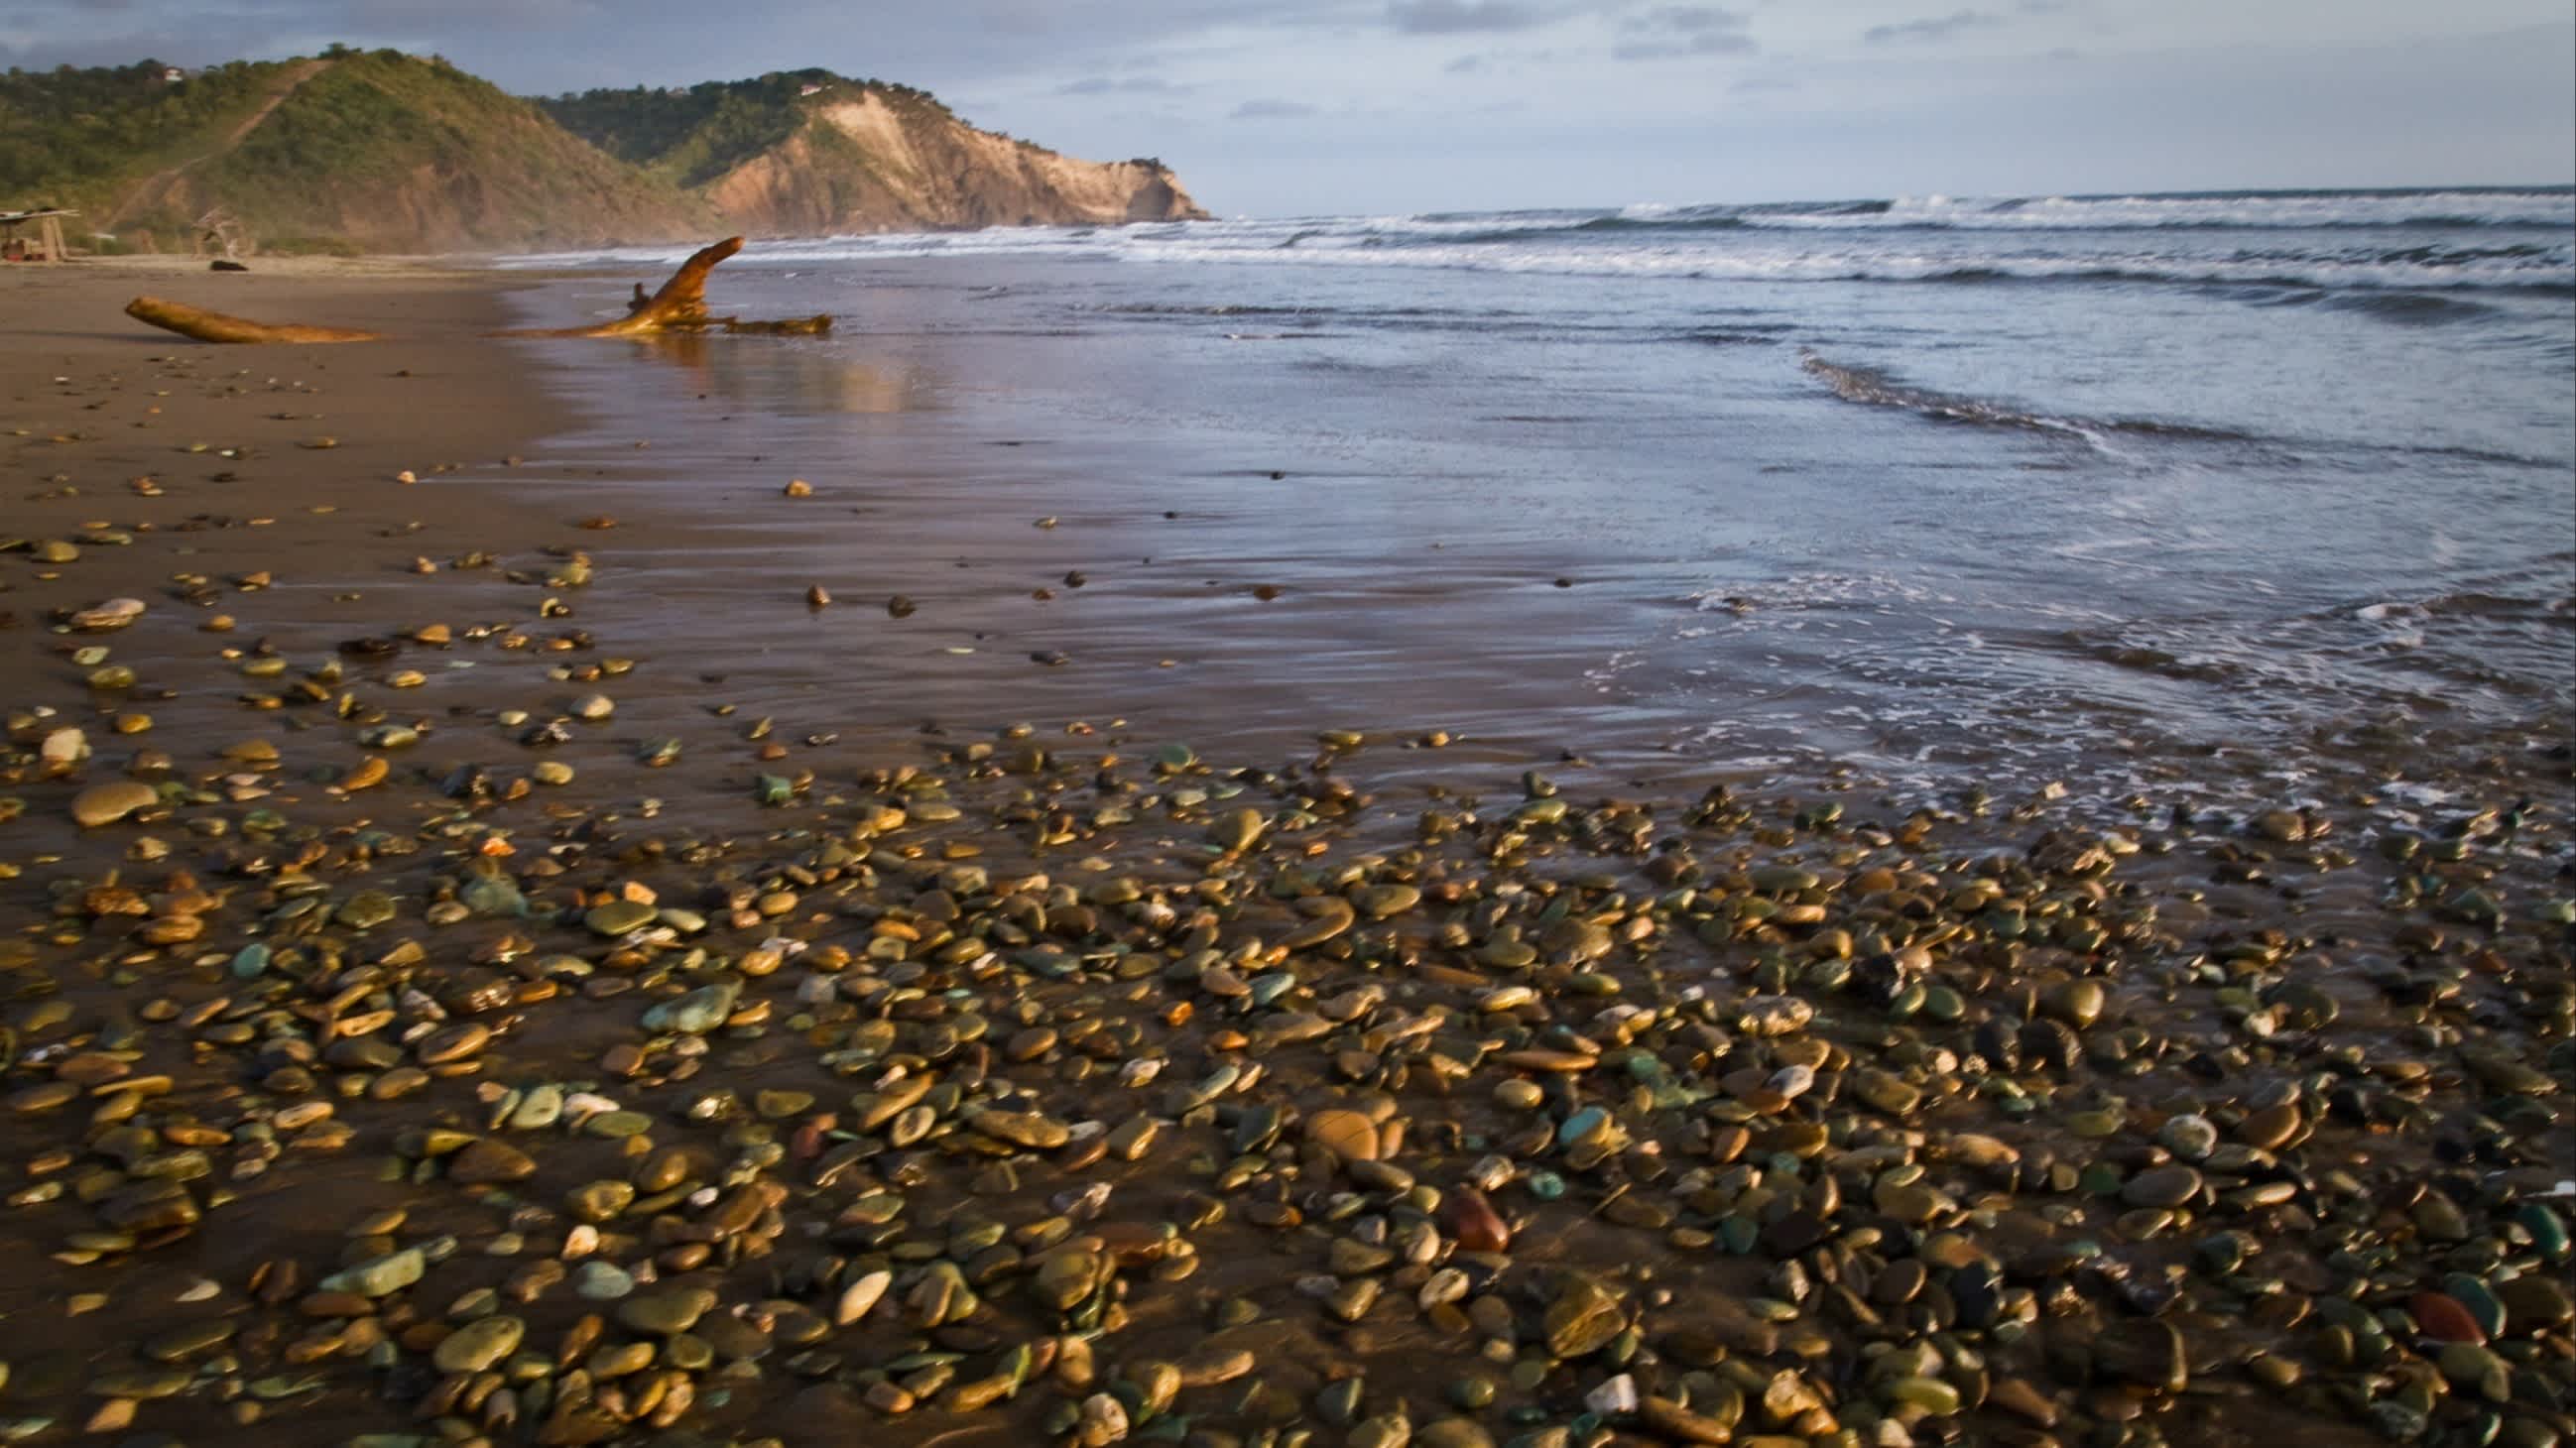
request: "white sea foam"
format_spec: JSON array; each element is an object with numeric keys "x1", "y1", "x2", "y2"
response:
[{"x1": 506, "y1": 199, "x2": 2575, "y2": 293}]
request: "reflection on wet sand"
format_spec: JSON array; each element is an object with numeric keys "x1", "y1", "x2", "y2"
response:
[{"x1": 631, "y1": 331, "x2": 936, "y2": 414}]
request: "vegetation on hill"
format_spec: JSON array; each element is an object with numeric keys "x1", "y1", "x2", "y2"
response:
[
  {"x1": 4, "y1": 49, "x2": 706, "y2": 252},
  {"x1": 541, "y1": 69, "x2": 956, "y2": 188},
  {"x1": 0, "y1": 59, "x2": 292, "y2": 211},
  {"x1": 1, "y1": 52, "x2": 1196, "y2": 253}
]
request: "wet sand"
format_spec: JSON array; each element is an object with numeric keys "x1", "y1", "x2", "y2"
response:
[{"x1": 0, "y1": 260, "x2": 2569, "y2": 1448}]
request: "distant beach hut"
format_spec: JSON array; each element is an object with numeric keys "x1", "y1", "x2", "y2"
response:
[{"x1": 0, "y1": 209, "x2": 76, "y2": 263}]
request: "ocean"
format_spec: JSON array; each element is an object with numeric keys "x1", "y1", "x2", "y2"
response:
[{"x1": 505, "y1": 186, "x2": 2576, "y2": 809}]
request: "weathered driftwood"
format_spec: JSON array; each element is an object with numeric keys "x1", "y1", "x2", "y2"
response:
[
  {"x1": 501, "y1": 237, "x2": 742, "y2": 338},
  {"x1": 122, "y1": 297, "x2": 381, "y2": 344},
  {"x1": 123, "y1": 237, "x2": 830, "y2": 344},
  {"x1": 717, "y1": 314, "x2": 832, "y2": 336}
]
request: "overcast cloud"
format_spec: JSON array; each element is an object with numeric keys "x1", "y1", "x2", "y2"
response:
[{"x1": 6, "y1": 0, "x2": 2569, "y2": 214}]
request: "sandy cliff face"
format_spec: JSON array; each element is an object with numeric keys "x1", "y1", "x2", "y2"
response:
[{"x1": 701, "y1": 91, "x2": 1207, "y2": 236}]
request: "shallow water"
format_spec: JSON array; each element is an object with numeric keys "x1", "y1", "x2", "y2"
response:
[{"x1": 506, "y1": 188, "x2": 2576, "y2": 803}]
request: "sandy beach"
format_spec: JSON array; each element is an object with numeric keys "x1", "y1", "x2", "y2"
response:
[{"x1": 0, "y1": 256, "x2": 2568, "y2": 1448}]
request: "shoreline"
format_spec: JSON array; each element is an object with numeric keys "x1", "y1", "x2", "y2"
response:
[{"x1": 0, "y1": 261, "x2": 2569, "y2": 1448}]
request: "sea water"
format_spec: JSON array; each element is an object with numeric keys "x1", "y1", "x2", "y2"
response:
[{"x1": 506, "y1": 187, "x2": 2575, "y2": 804}]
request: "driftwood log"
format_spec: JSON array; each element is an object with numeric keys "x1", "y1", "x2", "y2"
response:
[
  {"x1": 123, "y1": 237, "x2": 829, "y2": 344},
  {"x1": 120, "y1": 299, "x2": 380, "y2": 344}
]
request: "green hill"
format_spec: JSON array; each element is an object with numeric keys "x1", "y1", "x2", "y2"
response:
[
  {"x1": 0, "y1": 52, "x2": 1201, "y2": 255},
  {"x1": 2, "y1": 58, "x2": 300, "y2": 217},
  {"x1": 541, "y1": 68, "x2": 951, "y2": 189},
  {"x1": 2, "y1": 49, "x2": 709, "y2": 253}
]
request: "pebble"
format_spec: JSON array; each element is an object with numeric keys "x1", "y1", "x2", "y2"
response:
[
  {"x1": 69, "y1": 781, "x2": 157, "y2": 827},
  {"x1": 0, "y1": 476, "x2": 2562, "y2": 1448}
]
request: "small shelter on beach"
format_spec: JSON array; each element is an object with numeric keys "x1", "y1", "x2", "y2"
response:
[{"x1": 1, "y1": 209, "x2": 77, "y2": 263}]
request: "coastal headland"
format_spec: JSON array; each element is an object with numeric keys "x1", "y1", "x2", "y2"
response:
[{"x1": 0, "y1": 257, "x2": 2568, "y2": 1448}]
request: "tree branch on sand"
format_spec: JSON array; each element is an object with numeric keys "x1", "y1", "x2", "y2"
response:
[
  {"x1": 121, "y1": 237, "x2": 831, "y2": 344},
  {"x1": 120, "y1": 298, "x2": 382, "y2": 343}
]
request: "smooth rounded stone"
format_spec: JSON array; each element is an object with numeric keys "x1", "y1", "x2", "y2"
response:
[
  {"x1": 567, "y1": 1181, "x2": 637, "y2": 1223},
  {"x1": 2415, "y1": 1193, "x2": 2473, "y2": 1242},
  {"x1": 1545, "y1": 1274, "x2": 1625, "y2": 1359},
  {"x1": 335, "y1": 891, "x2": 399, "y2": 929},
  {"x1": 2498, "y1": 1273, "x2": 2573, "y2": 1332},
  {"x1": 88, "y1": 1368, "x2": 190, "y2": 1399},
  {"x1": 98, "y1": 1181, "x2": 199, "y2": 1233},
  {"x1": 572, "y1": 1261, "x2": 637, "y2": 1301},
  {"x1": 1637, "y1": 1397, "x2": 1733, "y2": 1445},
  {"x1": 1209, "y1": 807, "x2": 1268, "y2": 852},
  {"x1": 1989, "y1": 1378, "x2": 2060, "y2": 1426},
  {"x1": 10, "y1": 1082, "x2": 78, "y2": 1114},
  {"x1": 1347, "y1": 1413, "x2": 1413, "y2": 1448},
  {"x1": 1540, "y1": 919, "x2": 1615, "y2": 966},
  {"x1": 1853, "y1": 1071, "x2": 1921, "y2": 1116},
  {"x1": 69, "y1": 597, "x2": 147, "y2": 632},
  {"x1": 2120, "y1": 1165, "x2": 2204, "y2": 1209},
  {"x1": 2040, "y1": 979, "x2": 2106, "y2": 1029},
  {"x1": 632, "y1": 1148, "x2": 691, "y2": 1194},
  {"x1": 446, "y1": 1140, "x2": 537, "y2": 1185},
  {"x1": 2410, "y1": 1292, "x2": 2488, "y2": 1344},
  {"x1": 569, "y1": 693, "x2": 614, "y2": 721},
  {"x1": 1034, "y1": 1250, "x2": 1105, "y2": 1311},
  {"x1": 2155, "y1": 1114, "x2": 2220, "y2": 1161},
  {"x1": 1351, "y1": 884, "x2": 1421, "y2": 918},
  {"x1": 584, "y1": 900, "x2": 658, "y2": 937},
  {"x1": 2437, "y1": 1343, "x2": 2513, "y2": 1401},
  {"x1": 70, "y1": 781, "x2": 158, "y2": 827},
  {"x1": 142, "y1": 1320, "x2": 235, "y2": 1363},
  {"x1": 2441, "y1": 1273, "x2": 2511, "y2": 1339},
  {"x1": 1305, "y1": 1109, "x2": 1382, "y2": 1162},
  {"x1": 642, "y1": 984, "x2": 739, "y2": 1036},
  {"x1": 966, "y1": 1108, "x2": 1070, "y2": 1150},
  {"x1": 834, "y1": 1269, "x2": 892, "y2": 1326},
  {"x1": 2236, "y1": 1103, "x2": 2302, "y2": 1150},
  {"x1": 1443, "y1": 1188, "x2": 1511, "y2": 1254},
  {"x1": 2519, "y1": 1203, "x2": 2572, "y2": 1263},
  {"x1": 1762, "y1": 1370, "x2": 1826, "y2": 1422},
  {"x1": 1413, "y1": 1418, "x2": 1496, "y2": 1448},
  {"x1": 1882, "y1": 1375, "x2": 1961, "y2": 1415},
  {"x1": 319, "y1": 1247, "x2": 424, "y2": 1298},
  {"x1": 1556, "y1": 1105, "x2": 1613, "y2": 1149},
  {"x1": 432, "y1": 1315, "x2": 525, "y2": 1374},
  {"x1": 755, "y1": 1089, "x2": 814, "y2": 1119},
  {"x1": 1748, "y1": 865, "x2": 1818, "y2": 893},
  {"x1": 2094, "y1": 1319, "x2": 2187, "y2": 1392},
  {"x1": 508, "y1": 1086, "x2": 566, "y2": 1132},
  {"x1": 415, "y1": 1024, "x2": 490, "y2": 1065},
  {"x1": 617, "y1": 1285, "x2": 717, "y2": 1336},
  {"x1": 39, "y1": 726, "x2": 87, "y2": 766}
]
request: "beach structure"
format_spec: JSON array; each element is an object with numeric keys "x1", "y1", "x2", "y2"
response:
[{"x1": 0, "y1": 209, "x2": 76, "y2": 263}]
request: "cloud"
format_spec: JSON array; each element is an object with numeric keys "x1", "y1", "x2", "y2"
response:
[
  {"x1": 1729, "y1": 73, "x2": 1795, "y2": 93},
  {"x1": 1230, "y1": 97, "x2": 1318, "y2": 119},
  {"x1": 1611, "y1": 3, "x2": 1754, "y2": 60},
  {"x1": 1445, "y1": 53, "x2": 1486, "y2": 73},
  {"x1": 1389, "y1": 0, "x2": 1549, "y2": 36},
  {"x1": 1862, "y1": 9, "x2": 2004, "y2": 45},
  {"x1": 1058, "y1": 76, "x2": 1188, "y2": 95}
]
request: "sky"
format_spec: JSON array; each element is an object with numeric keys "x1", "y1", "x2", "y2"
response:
[{"x1": 9, "y1": 0, "x2": 2573, "y2": 215}]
